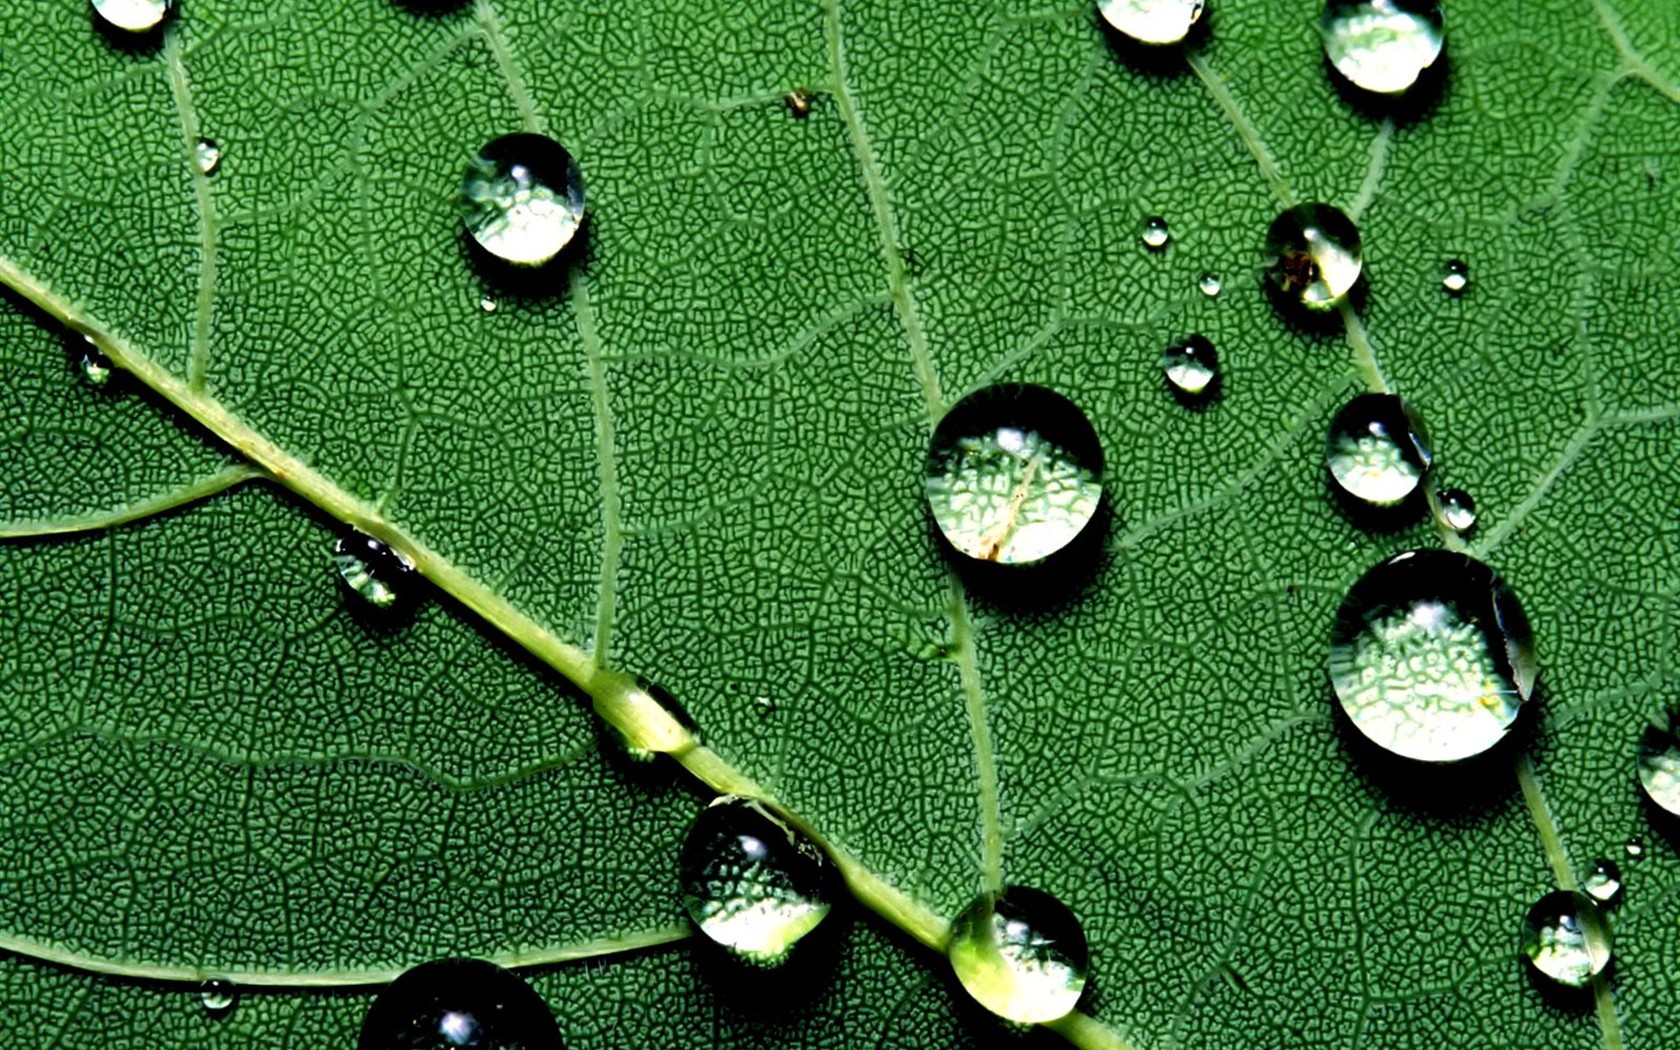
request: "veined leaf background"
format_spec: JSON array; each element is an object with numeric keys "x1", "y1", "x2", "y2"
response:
[{"x1": 1, "y1": 0, "x2": 1677, "y2": 1045}]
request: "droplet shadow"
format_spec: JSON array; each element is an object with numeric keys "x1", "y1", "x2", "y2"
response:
[
  {"x1": 1095, "y1": 7, "x2": 1209, "y2": 79},
  {"x1": 89, "y1": 3, "x2": 171, "y2": 56},
  {"x1": 1323, "y1": 44, "x2": 1450, "y2": 128},
  {"x1": 937, "y1": 498, "x2": 1113, "y2": 615},
  {"x1": 459, "y1": 218, "x2": 591, "y2": 299},
  {"x1": 683, "y1": 900, "x2": 854, "y2": 1017},
  {"x1": 392, "y1": 0, "x2": 470, "y2": 15},
  {"x1": 1323, "y1": 468, "x2": 1430, "y2": 533}
]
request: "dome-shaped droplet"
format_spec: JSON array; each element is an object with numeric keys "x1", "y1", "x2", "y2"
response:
[
  {"x1": 1521, "y1": 891, "x2": 1611, "y2": 989},
  {"x1": 1197, "y1": 272, "x2": 1222, "y2": 297},
  {"x1": 1330, "y1": 549, "x2": 1536, "y2": 764},
  {"x1": 1162, "y1": 334, "x2": 1219, "y2": 398},
  {"x1": 1321, "y1": 0, "x2": 1445, "y2": 96},
  {"x1": 1437, "y1": 487, "x2": 1477, "y2": 533},
  {"x1": 334, "y1": 532, "x2": 418, "y2": 610},
  {"x1": 1098, "y1": 0, "x2": 1205, "y2": 45},
  {"x1": 92, "y1": 0, "x2": 173, "y2": 34},
  {"x1": 358, "y1": 958, "x2": 560, "y2": 1050},
  {"x1": 925, "y1": 385, "x2": 1104, "y2": 566},
  {"x1": 1637, "y1": 713, "x2": 1680, "y2": 817},
  {"x1": 1325, "y1": 393, "x2": 1432, "y2": 507},
  {"x1": 478, "y1": 295, "x2": 497, "y2": 313},
  {"x1": 679, "y1": 796, "x2": 834, "y2": 965},
  {"x1": 1140, "y1": 216, "x2": 1171, "y2": 251},
  {"x1": 194, "y1": 138, "x2": 222, "y2": 175},
  {"x1": 949, "y1": 886, "x2": 1089, "y2": 1025},
  {"x1": 1265, "y1": 203, "x2": 1362, "y2": 311},
  {"x1": 1441, "y1": 259, "x2": 1469, "y2": 297},
  {"x1": 1583, "y1": 858, "x2": 1622, "y2": 907},
  {"x1": 1625, "y1": 837, "x2": 1644, "y2": 858},
  {"x1": 461, "y1": 133, "x2": 585, "y2": 268},
  {"x1": 199, "y1": 980, "x2": 236, "y2": 1017}
]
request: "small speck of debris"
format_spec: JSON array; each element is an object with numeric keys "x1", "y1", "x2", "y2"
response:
[{"x1": 784, "y1": 89, "x2": 813, "y2": 119}]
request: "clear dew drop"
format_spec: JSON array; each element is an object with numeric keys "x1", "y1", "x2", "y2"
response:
[
  {"x1": 948, "y1": 886, "x2": 1089, "y2": 1025},
  {"x1": 1140, "y1": 215, "x2": 1171, "y2": 251},
  {"x1": 75, "y1": 342, "x2": 114, "y2": 388},
  {"x1": 479, "y1": 295, "x2": 497, "y2": 313},
  {"x1": 91, "y1": 0, "x2": 173, "y2": 34},
  {"x1": 1265, "y1": 203, "x2": 1362, "y2": 311},
  {"x1": 358, "y1": 958, "x2": 560, "y2": 1050},
  {"x1": 333, "y1": 532, "x2": 418, "y2": 610},
  {"x1": 1583, "y1": 858, "x2": 1623, "y2": 907},
  {"x1": 1162, "y1": 334, "x2": 1219, "y2": 398},
  {"x1": 925, "y1": 385, "x2": 1104, "y2": 567},
  {"x1": 1626, "y1": 837, "x2": 1645, "y2": 858},
  {"x1": 1097, "y1": 0, "x2": 1206, "y2": 46},
  {"x1": 1197, "y1": 272, "x2": 1222, "y2": 297},
  {"x1": 678, "y1": 796, "x2": 835, "y2": 966},
  {"x1": 1437, "y1": 487, "x2": 1477, "y2": 534},
  {"x1": 1325, "y1": 393, "x2": 1433, "y2": 508},
  {"x1": 461, "y1": 133, "x2": 585, "y2": 268},
  {"x1": 1521, "y1": 891, "x2": 1611, "y2": 989},
  {"x1": 194, "y1": 138, "x2": 222, "y2": 175},
  {"x1": 1330, "y1": 549, "x2": 1537, "y2": 764},
  {"x1": 199, "y1": 980, "x2": 236, "y2": 1017},
  {"x1": 1441, "y1": 258, "x2": 1469, "y2": 297},
  {"x1": 1636, "y1": 712, "x2": 1680, "y2": 817},
  {"x1": 1321, "y1": 0, "x2": 1445, "y2": 96}
]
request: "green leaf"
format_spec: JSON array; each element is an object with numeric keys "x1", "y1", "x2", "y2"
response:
[{"x1": 2, "y1": 0, "x2": 1677, "y2": 1046}]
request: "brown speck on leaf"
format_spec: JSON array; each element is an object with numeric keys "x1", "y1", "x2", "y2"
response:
[{"x1": 785, "y1": 89, "x2": 813, "y2": 119}]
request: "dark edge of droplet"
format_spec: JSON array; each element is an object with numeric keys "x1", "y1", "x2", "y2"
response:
[
  {"x1": 1094, "y1": 4, "x2": 1209, "y2": 78},
  {"x1": 1520, "y1": 891, "x2": 1611, "y2": 1012},
  {"x1": 358, "y1": 958, "x2": 560, "y2": 1050},
  {"x1": 393, "y1": 0, "x2": 470, "y2": 15},
  {"x1": 333, "y1": 530, "x2": 424, "y2": 630},
  {"x1": 1321, "y1": 41, "x2": 1450, "y2": 127},
  {"x1": 1164, "y1": 334, "x2": 1222, "y2": 410},
  {"x1": 89, "y1": 0, "x2": 174, "y2": 55},
  {"x1": 458, "y1": 211, "x2": 591, "y2": 298},
  {"x1": 1636, "y1": 716, "x2": 1680, "y2": 846}
]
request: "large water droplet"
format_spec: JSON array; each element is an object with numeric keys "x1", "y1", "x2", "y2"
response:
[
  {"x1": 1265, "y1": 203, "x2": 1362, "y2": 311},
  {"x1": 1321, "y1": 0, "x2": 1445, "y2": 96},
  {"x1": 461, "y1": 133, "x2": 585, "y2": 268},
  {"x1": 1162, "y1": 334, "x2": 1219, "y2": 398},
  {"x1": 1521, "y1": 891, "x2": 1611, "y2": 989},
  {"x1": 333, "y1": 532, "x2": 418, "y2": 610},
  {"x1": 1583, "y1": 858, "x2": 1622, "y2": 907},
  {"x1": 199, "y1": 980, "x2": 236, "y2": 1017},
  {"x1": 925, "y1": 385, "x2": 1104, "y2": 567},
  {"x1": 1636, "y1": 713, "x2": 1680, "y2": 817},
  {"x1": 949, "y1": 886, "x2": 1089, "y2": 1025},
  {"x1": 1437, "y1": 487, "x2": 1477, "y2": 533},
  {"x1": 1330, "y1": 549, "x2": 1536, "y2": 764},
  {"x1": 194, "y1": 138, "x2": 222, "y2": 175},
  {"x1": 1325, "y1": 393, "x2": 1432, "y2": 507},
  {"x1": 358, "y1": 959, "x2": 560, "y2": 1050},
  {"x1": 92, "y1": 0, "x2": 173, "y2": 34},
  {"x1": 1197, "y1": 272, "x2": 1222, "y2": 297},
  {"x1": 679, "y1": 796, "x2": 835, "y2": 965},
  {"x1": 1098, "y1": 0, "x2": 1205, "y2": 45},
  {"x1": 1441, "y1": 259, "x2": 1469, "y2": 297},
  {"x1": 1140, "y1": 215, "x2": 1171, "y2": 251}
]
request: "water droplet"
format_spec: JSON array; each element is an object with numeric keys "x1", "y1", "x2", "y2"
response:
[
  {"x1": 358, "y1": 958, "x2": 559, "y2": 1050},
  {"x1": 784, "y1": 88, "x2": 813, "y2": 118},
  {"x1": 1583, "y1": 858, "x2": 1622, "y2": 906},
  {"x1": 199, "y1": 980, "x2": 236, "y2": 1017},
  {"x1": 1321, "y1": 0, "x2": 1445, "y2": 96},
  {"x1": 1636, "y1": 713, "x2": 1680, "y2": 817},
  {"x1": 75, "y1": 342, "x2": 113, "y2": 388},
  {"x1": 1437, "y1": 487, "x2": 1477, "y2": 533},
  {"x1": 1265, "y1": 203, "x2": 1362, "y2": 312},
  {"x1": 333, "y1": 532, "x2": 418, "y2": 610},
  {"x1": 1330, "y1": 549, "x2": 1536, "y2": 764},
  {"x1": 1197, "y1": 272, "x2": 1222, "y2": 297},
  {"x1": 925, "y1": 385, "x2": 1104, "y2": 567},
  {"x1": 194, "y1": 138, "x2": 222, "y2": 175},
  {"x1": 91, "y1": 0, "x2": 173, "y2": 34},
  {"x1": 461, "y1": 133, "x2": 585, "y2": 268},
  {"x1": 479, "y1": 295, "x2": 497, "y2": 313},
  {"x1": 679, "y1": 796, "x2": 834, "y2": 965},
  {"x1": 948, "y1": 886, "x2": 1089, "y2": 1025},
  {"x1": 1162, "y1": 334, "x2": 1219, "y2": 398},
  {"x1": 1625, "y1": 837, "x2": 1645, "y2": 858},
  {"x1": 1441, "y1": 259, "x2": 1469, "y2": 297},
  {"x1": 1325, "y1": 393, "x2": 1432, "y2": 507},
  {"x1": 603, "y1": 676, "x2": 700, "y2": 762},
  {"x1": 1140, "y1": 216, "x2": 1171, "y2": 251},
  {"x1": 1098, "y1": 0, "x2": 1206, "y2": 45},
  {"x1": 1521, "y1": 891, "x2": 1611, "y2": 989}
]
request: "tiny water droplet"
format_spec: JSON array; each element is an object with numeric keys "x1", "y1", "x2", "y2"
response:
[
  {"x1": 949, "y1": 886, "x2": 1089, "y2": 1025},
  {"x1": 604, "y1": 676, "x2": 700, "y2": 762},
  {"x1": 1265, "y1": 203, "x2": 1362, "y2": 312},
  {"x1": 194, "y1": 138, "x2": 222, "y2": 175},
  {"x1": 199, "y1": 980, "x2": 236, "y2": 1017},
  {"x1": 784, "y1": 88, "x2": 813, "y2": 118},
  {"x1": 91, "y1": 0, "x2": 173, "y2": 34},
  {"x1": 358, "y1": 958, "x2": 559, "y2": 1050},
  {"x1": 1162, "y1": 334, "x2": 1219, "y2": 398},
  {"x1": 1625, "y1": 837, "x2": 1645, "y2": 858},
  {"x1": 1441, "y1": 259, "x2": 1469, "y2": 296},
  {"x1": 1321, "y1": 0, "x2": 1445, "y2": 96},
  {"x1": 1583, "y1": 858, "x2": 1622, "y2": 906},
  {"x1": 1437, "y1": 487, "x2": 1477, "y2": 533},
  {"x1": 925, "y1": 385, "x2": 1104, "y2": 567},
  {"x1": 333, "y1": 532, "x2": 418, "y2": 610},
  {"x1": 461, "y1": 133, "x2": 585, "y2": 268},
  {"x1": 1325, "y1": 393, "x2": 1432, "y2": 508},
  {"x1": 679, "y1": 796, "x2": 835, "y2": 965},
  {"x1": 479, "y1": 295, "x2": 497, "y2": 313},
  {"x1": 1197, "y1": 272, "x2": 1222, "y2": 297},
  {"x1": 1636, "y1": 713, "x2": 1680, "y2": 817},
  {"x1": 1521, "y1": 891, "x2": 1611, "y2": 989},
  {"x1": 1140, "y1": 215, "x2": 1171, "y2": 251},
  {"x1": 1330, "y1": 549, "x2": 1536, "y2": 764},
  {"x1": 1097, "y1": 0, "x2": 1206, "y2": 46},
  {"x1": 75, "y1": 342, "x2": 114, "y2": 388}
]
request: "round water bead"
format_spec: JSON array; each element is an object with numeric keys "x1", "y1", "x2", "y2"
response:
[
  {"x1": 1265, "y1": 203, "x2": 1362, "y2": 311},
  {"x1": 1583, "y1": 858, "x2": 1622, "y2": 906},
  {"x1": 1325, "y1": 393, "x2": 1432, "y2": 507},
  {"x1": 358, "y1": 958, "x2": 559, "y2": 1050},
  {"x1": 1521, "y1": 891, "x2": 1611, "y2": 989},
  {"x1": 461, "y1": 133, "x2": 585, "y2": 267},
  {"x1": 1321, "y1": 0, "x2": 1445, "y2": 96},
  {"x1": 92, "y1": 0, "x2": 173, "y2": 34},
  {"x1": 925, "y1": 384, "x2": 1104, "y2": 566},
  {"x1": 1437, "y1": 487, "x2": 1477, "y2": 533},
  {"x1": 1441, "y1": 259, "x2": 1469, "y2": 297},
  {"x1": 679, "y1": 796, "x2": 835, "y2": 965},
  {"x1": 334, "y1": 532, "x2": 419, "y2": 609},
  {"x1": 1162, "y1": 334, "x2": 1219, "y2": 398},
  {"x1": 1329, "y1": 549, "x2": 1536, "y2": 764},
  {"x1": 1098, "y1": 0, "x2": 1205, "y2": 46},
  {"x1": 199, "y1": 980, "x2": 236, "y2": 1017},
  {"x1": 1626, "y1": 837, "x2": 1645, "y2": 858},
  {"x1": 1140, "y1": 215, "x2": 1171, "y2": 251},
  {"x1": 194, "y1": 138, "x2": 222, "y2": 175},
  {"x1": 949, "y1": 886, "x2": 1089, "y2": 1025},
  {"x1": 1197, "y1": 272, "x2": 1222, "y2": 297},
  {"x1": 1636, "y1": 713, "x2": 1680, "y2": 817}
]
